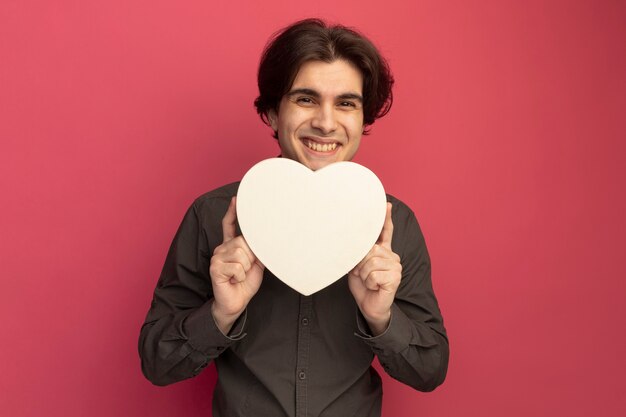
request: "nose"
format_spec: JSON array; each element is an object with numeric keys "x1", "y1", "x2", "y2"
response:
[{"x1": 310, "y1": 104, "x2": 337, "y2": 134}]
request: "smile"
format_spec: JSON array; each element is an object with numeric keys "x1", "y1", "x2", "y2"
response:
[{"x1": 303, "y1": 138, "x2": 339, "y2": 153}]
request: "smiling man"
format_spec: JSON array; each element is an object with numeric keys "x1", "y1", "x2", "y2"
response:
[{"x1": 139, "y1": 19, "x2": 448, "y2": 417}]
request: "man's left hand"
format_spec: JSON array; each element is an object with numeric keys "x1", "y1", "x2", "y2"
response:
[{"x1": 348, "y1": 202, "x2": 402, "y2": 336}]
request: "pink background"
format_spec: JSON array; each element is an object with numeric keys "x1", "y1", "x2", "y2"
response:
[{"x1": 1, "y1": 1, "x2": 625, "y2": 416}]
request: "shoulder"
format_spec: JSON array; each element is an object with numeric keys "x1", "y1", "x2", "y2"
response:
[
  {"x1": 191, "y1": 181, "x2": 240, "y2": 212},
  {"x1": 386, "y1": 193, "x2": 417, "y2": 224},
  {"x1": 385, "y1": 193, "x2": 429, "y2": 254},
  {"x1": 181, "y1": 182, "x2": 241, "y2": 233}
]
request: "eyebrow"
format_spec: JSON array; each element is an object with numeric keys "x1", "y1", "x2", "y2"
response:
[{"x1": 286, "y1": 88, "x2": 363, "y2": 103}]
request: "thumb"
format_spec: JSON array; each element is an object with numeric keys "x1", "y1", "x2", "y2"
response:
[
  {"x1": 377, "y1": 202, "x2": 393, "y2": 249},
  {"x1": 221, "y1": 197, "x2": 238, "y2": 242}
]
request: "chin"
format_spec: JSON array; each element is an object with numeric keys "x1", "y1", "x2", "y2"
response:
[{"x1": 309, "y1": 161, "x2": 335, "y2": 171}]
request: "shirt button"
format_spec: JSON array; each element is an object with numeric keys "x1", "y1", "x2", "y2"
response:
[
  {"x1": 298, "y1": 371, "x2": 306, "y2": 380},
  {"x1": 301, "y1": 317, "x2": 309, "y2": 326}
]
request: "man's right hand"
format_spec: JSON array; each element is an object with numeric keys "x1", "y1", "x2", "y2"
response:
[{"x1": 209, "y1": 196, "x2": 264, "y2": 334}]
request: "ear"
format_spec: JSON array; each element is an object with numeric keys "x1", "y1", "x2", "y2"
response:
[{"x1": 267, "y1": 109, "x2": 278, "y2": 131}]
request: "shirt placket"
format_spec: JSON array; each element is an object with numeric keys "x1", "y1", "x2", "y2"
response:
[{"x1": 295, "y1": 294, "x2": 312, "y2": 417}]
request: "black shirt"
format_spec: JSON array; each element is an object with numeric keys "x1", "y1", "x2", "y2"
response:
[{"x1": 139, "y1": 182, "x2": 449, "y2": 417}]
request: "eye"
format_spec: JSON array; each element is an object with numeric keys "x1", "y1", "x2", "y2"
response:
[
  {"x1": 295, "y1": 96, "x2": 315, "y2": 105},
  {"x1": 338, "y1": 100, "x2": 362, "y2": 110}
]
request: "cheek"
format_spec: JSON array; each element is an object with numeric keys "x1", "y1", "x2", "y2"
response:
[
  {"x1": 347, "y1": 118, "x2": 364, "y2": 139},
  {"x1": 348, "y1": 138, "x2": 361, "y2": 155},
  {"x1": 277, "y1": 113, "x2": 302, "y2": 136},
  {"x1": 343, "y1": 112, "x2": 364, "y2": 133}
]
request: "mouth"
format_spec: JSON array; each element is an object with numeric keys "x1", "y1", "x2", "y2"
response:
[{"x1": 301, "y1": 137, "x2": 340, "y2": 154}]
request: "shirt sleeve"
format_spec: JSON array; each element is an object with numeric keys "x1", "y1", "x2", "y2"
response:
[
  {"x1": 355, "y1": 201, "x2": 449, "y2": 392},
  {"x1": 138, "y1": 200, "x2": 246, "y2": 386}
]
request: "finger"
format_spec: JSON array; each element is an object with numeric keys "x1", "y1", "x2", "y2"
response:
[
  {"x1": 377, "y1": 202, "x2": 394, "y2": 250},
  {"x1": 217, "y1": 246, "x2": 252, "y2": 272},
  {"x1": 364, "y1": 269, "x2": 400, "y2": 293},
  {"x1": 221, "y1": 197, "x2": 237, "y2": 242},
  {"x1": 223, "y1": 262, "x2": 246, "y2": 283},
  {"x1": 357, "y1": 256, "x2": 396, "y2": 282},
  {"x1": 351, "y1": 248, "x2": 374, "y2": 277},
  {"x1": 254, "y1": 258, "x2": 265, "y2": 269},
  {"x1": 352, "y1": 242, "x2": 396, "y2": 277},
  {"x1": 230, "y1": 264, "x2": 246, "y2": 284},
  {"x1": 348, "y1": 270, "x2": 367, "y2": 301},
  {"x1": 210, "y1": 261, "x2": 246, "y2": 283},
  {"x1": 352, "y1": 242, "x2": 385, "y2": 276},
  {"x1": 353, "y1": 209, "x2": 395, "y2": 275},
  {"x1": 363, "y1": 271, "x2": 385, "y2": 291},
  {"x1": 219, "y1": 235, "x2": 257, "y2": 263}
]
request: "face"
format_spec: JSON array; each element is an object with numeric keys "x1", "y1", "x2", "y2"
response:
[{"x1": 269, "y1": 59, "x2": 364, "y2": 171}]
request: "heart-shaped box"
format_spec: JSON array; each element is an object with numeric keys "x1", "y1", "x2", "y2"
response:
[{"x1": 236, "y1": 158, "x2": 387, "y2": 295}]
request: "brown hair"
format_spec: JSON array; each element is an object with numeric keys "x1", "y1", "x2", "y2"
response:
[{"x1": 254, "y1": 18, "x2": 394, "y2": 137}]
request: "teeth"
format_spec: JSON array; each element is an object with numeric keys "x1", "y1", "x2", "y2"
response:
[{"x1": 306, "y1": 140, "x2": 337, "y2": 152}]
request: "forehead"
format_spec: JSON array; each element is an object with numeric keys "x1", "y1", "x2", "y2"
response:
[{"x1": 290, "y1": 60, "x2": 363, "y2": 94}]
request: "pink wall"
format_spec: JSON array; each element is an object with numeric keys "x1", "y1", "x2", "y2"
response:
[{"x1": 1, "y1": 1, "x2": 625, "y2": 416}]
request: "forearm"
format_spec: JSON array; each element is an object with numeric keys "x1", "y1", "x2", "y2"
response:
[
  {"x1": 380, "y1": 338, "x2": 448, "y2": 392},
  {"x1": 211, "y1": 300, "x2": 246, "y2": 335},
  {"x1": 363, "y1": 310, "x2": 391, "y2": 336},
  {"x1": 357, "y1": 303, "x2": 449, "y2": 391},
  {"x1": 139, "y1": 299, "x2": 245, "y2": 386}
]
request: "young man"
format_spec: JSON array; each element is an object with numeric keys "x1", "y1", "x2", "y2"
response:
[{"x1": 139, "y1": 19, "x2": 448, "y2": 417}]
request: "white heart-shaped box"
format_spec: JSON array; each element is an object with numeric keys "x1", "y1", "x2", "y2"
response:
[{"x1": 236, "y1": 158, "x2": 387, "y2": 296}]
